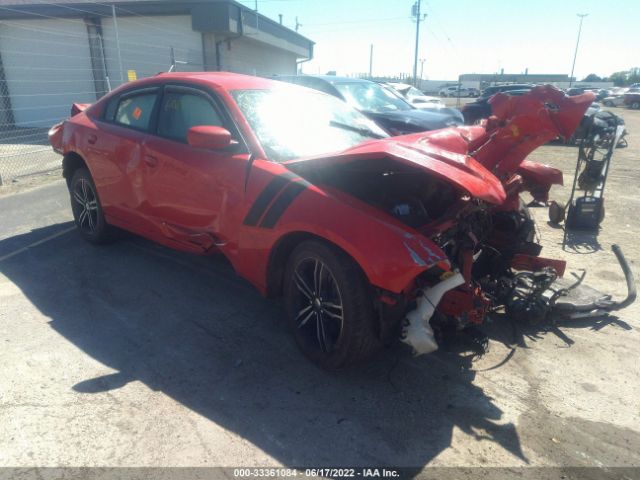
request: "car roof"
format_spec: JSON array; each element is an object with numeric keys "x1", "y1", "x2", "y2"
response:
[
  {"x1": 145, "y1": 71, "x2": 282, "y2": 90},
  {"x1": 485, "y1": 84, "x2": 533, "y2": 90},
  {"x1": 277, "y1": 74, "x2": 376, "y2": 85}
]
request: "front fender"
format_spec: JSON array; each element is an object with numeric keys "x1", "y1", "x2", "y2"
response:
[{"x1": 236, "y1": 182, "x2": 448, "y2": 295}]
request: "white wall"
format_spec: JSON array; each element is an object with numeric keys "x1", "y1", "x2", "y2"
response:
[
  {"x1": 0, "y1": 18, "x2": 97, "y2": 127},
  {"x1": 219, "y1": 36, "x2": 297, "y2": 76},
  {"x1": 101, "y1": 15, "x2": 204, "y2": 88}
]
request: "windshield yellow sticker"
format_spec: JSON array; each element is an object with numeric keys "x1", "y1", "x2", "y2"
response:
[{"x1": 127, "y1": 70, "x2": 137, "y2": 82}]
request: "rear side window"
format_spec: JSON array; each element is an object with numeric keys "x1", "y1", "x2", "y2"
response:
[
  {"x1": 157, "y1": 91, "x2": 224, "y2": 142},
  {"x1": 114, "y1": 93, "x2": 158, "y2": 131}
]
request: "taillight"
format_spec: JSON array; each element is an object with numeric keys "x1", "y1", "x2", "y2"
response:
[{"x1": 48, "y1": 122, "x2": 64, "y2": 153}]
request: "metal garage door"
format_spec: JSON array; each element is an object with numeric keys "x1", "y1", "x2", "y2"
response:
[
  {"x1": 101, "y1": 14, "x2": 204, "y2": 88},
  {"x1": 0, "y1": 18, "x2": 97, "y2": 128}
]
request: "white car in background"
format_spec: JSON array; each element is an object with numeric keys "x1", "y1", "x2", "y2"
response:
[
  {"x1": 602, "y1": 95, "x2": 626, "y2": 107},
  {"x1": 386, "y1": 82, "x2": 447, "y2": 109},
  {"x1": 438, "y1": 85, "x2": 475, "y2": 97}
]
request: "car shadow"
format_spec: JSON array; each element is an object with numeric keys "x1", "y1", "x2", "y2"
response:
[
  {"x1": 481, "y1": 308, "x2": 632, "y2": 353},
  {"x1": 0, "y1": 223, "x2": 527, "y2": 471},
  {"x1": 561, "y1": 228, "x2": 603, "y2": 254}
]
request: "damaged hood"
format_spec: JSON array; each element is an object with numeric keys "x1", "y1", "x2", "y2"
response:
[
  {"x1": 284, "y1": 135, "x2": 506, "y2": 205},
  {"x1": 283, "y1": 86, "x2": 594, "y2": 207},
  {"x1": 365, "y1": 108, "x2": 462, "y2": 135}
]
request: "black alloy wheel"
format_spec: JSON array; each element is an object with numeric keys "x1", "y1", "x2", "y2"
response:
[
  {"x1": 284, "y1": 241, "x2": 380, "y2": 369},
  {"x1": 69, "y1": 168, "x2": 111, "y2": 243}
]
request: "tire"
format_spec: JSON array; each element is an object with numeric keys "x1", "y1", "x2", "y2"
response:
[
  {"x1": 548, "y1": 200, "x2": 566, "y2": 224},
  {"x1": 283, "y1": 240, "x2": 380, "y2": 369},
  {"x1": 604, "y1": 100, "x2": 613, "y2": 107},
  {"x1": 598, "y1": 204, "x2": 605, "y2": 224},
  {"x1": 518, "y1": 197, "x2": 536, "y2": 242},
  {"x1": 69, "y1": 168, "x2": 111, "y2": 244},
  {"x1": 631, "y1": 102, "x2": 640, "y2": 109}
]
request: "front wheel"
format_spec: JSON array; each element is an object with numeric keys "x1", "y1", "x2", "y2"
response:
[
  {"x1": 69, "y1": 168, "x2": 111, "y2": 243},
  {"x1": 283, "y1": 240, "x2": 380, "y2": 369}
]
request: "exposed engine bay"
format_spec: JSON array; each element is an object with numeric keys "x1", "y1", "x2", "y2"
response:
[{"x1": 290, "y1": 85, "x2": 636, "y2": 357}]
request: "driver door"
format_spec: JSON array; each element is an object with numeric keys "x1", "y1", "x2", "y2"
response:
[{"x1": 141, "y1": 84, "x2": 249, "y2": 252}]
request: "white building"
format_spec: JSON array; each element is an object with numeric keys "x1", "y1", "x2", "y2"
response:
[{"x1": 0, "y1": 0, "x2": 314, "y2": 128}]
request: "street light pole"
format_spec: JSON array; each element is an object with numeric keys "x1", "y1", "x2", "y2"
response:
[
  {"x1": 569, "y1": 13, "x2": 588, "y2": 87},
  {"x1": 412, "y1": 0, "x2": 426, "y2": 87}
]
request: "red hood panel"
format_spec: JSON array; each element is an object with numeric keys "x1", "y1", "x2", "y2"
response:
[
  {"x1": 284, "y1": 86, "x2": 592, "y2": 206},
  {"x1": 285, "y1": 138, "x2": 506, "y2": 205}
]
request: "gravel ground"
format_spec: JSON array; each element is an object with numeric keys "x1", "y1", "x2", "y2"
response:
[{"x1": 0, "y1": 104, "x2": 638, "y2": 480}]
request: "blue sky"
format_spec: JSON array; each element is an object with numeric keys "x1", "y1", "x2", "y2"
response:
[{"x1": 238, "y1": 0, "x2": 637, "y2": 80}]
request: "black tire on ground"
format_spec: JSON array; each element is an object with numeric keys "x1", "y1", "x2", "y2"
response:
[
  {"x1": 548, "y1": 200, "x2": 566, "y2": 224},
  {"x1": 598, "y1": 204, "x2": 605, "y2": 224},
  {"x1": 69, "y1": 168, "x2": 111, "y2": 244},
  {"x1": 518, "y1": 197, "x2": 536, "y2": 242},
  {"x1": 283, "y1": 240, "x2": 380, "y2": 369}
]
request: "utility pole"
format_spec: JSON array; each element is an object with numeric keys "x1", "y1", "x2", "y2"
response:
[
  {"x1": 255, "y1": 0, "x2": 259, "y2": 32},
  {"x1": 411, "y1": 0, "x2": 426, "y2": 87},
  {"x1": 569, "y1": 13, "x2": 588, "y2": 87},
  {"x1": 295, "y1": 16, "x2": 301, "y2": 32},
  {"x1": 112, "y1": 4, "x2": 124, "y2": 83},
  {"x1": 369, "y1": 44, "x2": 373, "y2": 78}
]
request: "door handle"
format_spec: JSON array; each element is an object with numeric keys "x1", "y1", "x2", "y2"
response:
[
  {"x1": 144, "y1": 155, "x2": 158, "y2": 167},
  {"x1": 87, "y1": 134, "x2": 97, "y2": 145}
]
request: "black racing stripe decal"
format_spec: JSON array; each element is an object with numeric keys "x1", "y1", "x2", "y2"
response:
[
  {"x1": 243, "y1": 172, "x2": 297, "y2": 226},
  {"x1": 259, "y1": 181, "x2": 307, "y2": 229}
]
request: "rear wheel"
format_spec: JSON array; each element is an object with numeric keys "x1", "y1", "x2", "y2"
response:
[
  {"x1": 283, "y1": 240, "x2": 380, "y2": 369},
  {"x1": 69, "y1": 168, "x2": 111, "y2": 243}
]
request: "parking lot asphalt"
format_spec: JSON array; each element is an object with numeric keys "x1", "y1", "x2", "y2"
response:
[{"x1": 1, "y1": 109, "x2": 639, "y2": 477}]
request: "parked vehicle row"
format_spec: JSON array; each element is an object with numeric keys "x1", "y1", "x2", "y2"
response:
[
  {"x1": 49, "y1": 74, "x2": 612, "y2": 368},
  {"x1": 438, "y1": 85, "x2": 479, "y2": 97}
]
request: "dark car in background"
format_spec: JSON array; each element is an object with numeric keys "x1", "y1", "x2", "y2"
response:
[
  {"x1": 624, "y1": 92, "x2": 640, "y2": 109},
  {"x1": 274, "y1": 75, "x2": 463, "y2": 135},
  {"x1": 461, "y1": 85, "x2": 534, "y2": 124},
  {"x1": 479, "y1": 83, "x2": 535, "y2": 99},
  {"x1": 568, "y1": 87, "x2": 611, "y2": 101}
]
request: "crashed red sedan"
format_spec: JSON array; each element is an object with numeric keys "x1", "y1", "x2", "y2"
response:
[{"x1": 49, "y1": 73, "x2": 634, "y2": 368}]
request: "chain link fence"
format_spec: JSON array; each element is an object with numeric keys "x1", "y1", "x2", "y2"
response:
[{"x1": 0, "y1": 3, "x2": 205, "y2": 184}]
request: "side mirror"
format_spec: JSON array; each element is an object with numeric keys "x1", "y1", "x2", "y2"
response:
[{"x1": 187, "y1": 125, "x2": 232, "y2": 150}]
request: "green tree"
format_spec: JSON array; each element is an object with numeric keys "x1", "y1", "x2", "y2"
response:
[
  {"x1": 628, "y1": 68, "x2": 640, "y2": 85},
  {"x1": 609, "y1": 71, "x2": 629, "y2": 86},
  {"x1": 582, "y1": 73, "x2": 602, "y2": 82}
]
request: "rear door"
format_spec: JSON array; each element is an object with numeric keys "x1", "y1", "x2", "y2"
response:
[
  {"x1": 140, "y1": 84, "x2": 250, "y2": 252},
  {"x1": 89, "y1": 87, "x2": 161, "y2": 231}
]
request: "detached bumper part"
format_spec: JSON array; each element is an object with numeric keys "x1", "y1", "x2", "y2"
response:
[
  {"x1": 401, "y1": 272, "x2": 465, "y2": 355},
  {"x1": 552, "y1": 244, "x2": 636, "y2": 318}
]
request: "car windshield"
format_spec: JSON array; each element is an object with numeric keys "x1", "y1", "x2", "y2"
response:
[
  {"x1": 232, "y1": 87, "x2": 388, "y2": 163},
  {"x1": 404, "y1": 86, "x2": 425, "y2": 99},
  {"x1": 333, "y1": 81, "x2": 413, "y2": 113}
]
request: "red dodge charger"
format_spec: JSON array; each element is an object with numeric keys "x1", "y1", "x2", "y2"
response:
[{"x1": 49, "y1": 72, "x2": 595, "y2": 368}]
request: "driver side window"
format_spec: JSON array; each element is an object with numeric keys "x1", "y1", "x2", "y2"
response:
[{"x1": 157, "y1": 91, "x2": 224, "y2": 143}]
